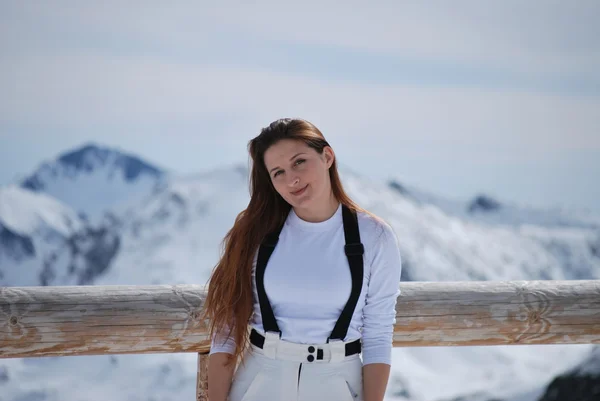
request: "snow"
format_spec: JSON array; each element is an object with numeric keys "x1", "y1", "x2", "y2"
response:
[
  {"x1": 342, "y1": 168, "x2": 600, "y2": 283},
  {"x1": 384, "y1": 344, "x2": 593, "y2": 401},
  {"x1": 0, "y1": 353, "x2": 198, "y2": 401},
  {"x1": 0, "y1": 186, "x2": 82, "y2": 237},
  {"x1": 574, "y1": 346, "x2": 600, "y2": 376},
  {"x1": 387, "y1": 176, "x2": 600, "y2": 230},
  {"x1": 0, "y1": 186, "x2": 86, "y2": 287},
  {"x1": 20, "y1": 144, "x2": 165, "y2": 223},
  {"x1": 95, "y1": 164, "x2": 249, "y2": 287},
  {"x1": 0, "y1": 186, "x2": 121, "y2": 287}
]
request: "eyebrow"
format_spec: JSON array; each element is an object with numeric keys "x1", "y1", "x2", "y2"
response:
[{"x1": 269, "y1": 152, "x2": 306, "y2": 174}]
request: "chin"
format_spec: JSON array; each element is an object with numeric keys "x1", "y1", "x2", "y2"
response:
[
  {"x1": 288, "y1": 198, "x2": 308, "y2": 209},
  {"x1": 288, "y1": 195, "x2": 312, "y2": 209}
]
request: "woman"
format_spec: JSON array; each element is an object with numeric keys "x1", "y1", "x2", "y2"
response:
[{"x1": 202, "y1": 118, "x2": 402, "y2": 401}]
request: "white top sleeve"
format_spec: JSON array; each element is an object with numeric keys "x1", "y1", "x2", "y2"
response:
[
  {"x1": 209, "y1": 323, "x2": 236, "y2": 355},
  {"x1": 360, "y1": 222, "x2": 402, "y2": 366}
]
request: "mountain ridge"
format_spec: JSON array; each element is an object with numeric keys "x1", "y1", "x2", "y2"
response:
[{"x1": 18, "y1": 143, "x2": 167, "y2": 221}]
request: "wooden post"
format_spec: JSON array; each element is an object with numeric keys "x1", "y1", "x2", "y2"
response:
[{"x1": 197, "y1": 351, "x2": 210, "y2": 401}]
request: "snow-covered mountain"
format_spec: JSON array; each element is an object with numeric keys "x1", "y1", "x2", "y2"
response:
[
  {"x1": 95, "y1": 164, "x2": 250, "y2": 287},
  {"x1": 0, "y1": 185, "x2": 120, "y2": 287},
  {"x1": 387, "y1": 179, "x2": 600, "y2": 230},
  {"x1": 350, "y1": 172, "x2": 600, "y2": 283},
  {"x1": 1, "y1": 150, "x2": 599, "y2": 401},
  {"x1": 20, "y1": 143, "x2": 166, "y2": 222}
]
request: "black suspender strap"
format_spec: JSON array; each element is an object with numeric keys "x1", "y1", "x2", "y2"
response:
[
  {"x1": 255, "y1": 225, "x2": 284, "y2": 335},
  {"x1": 328, "y1": 204, "x2": 364, "y2": 342},
  {"x1": 254, "y1": 204, "x2": 365, "y2": 342}
]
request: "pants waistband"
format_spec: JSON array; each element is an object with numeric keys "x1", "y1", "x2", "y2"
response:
[{"x1": 249, "y1": 328, "x2": 361, "y2": 364}]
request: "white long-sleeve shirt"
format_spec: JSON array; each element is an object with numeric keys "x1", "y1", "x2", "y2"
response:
[{"x1": 209, "y1": 203, "x2": 402, "y2": 365}]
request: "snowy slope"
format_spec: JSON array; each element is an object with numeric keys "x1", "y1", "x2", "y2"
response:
[
  {"x1": 0, "y1": 185, "x2": 120, "y2": 287},
  {"x1": 536, "y1": 345, "x2": 600, "y2": 401},
  {"x1": 0, "y1": 185, "x2": 82, "y2": 285},
  {"x1": 387, "y1": 178, "x2": 600, "y2": 230},
  {"x1": 95, "y1": 164, "x2": 250, "y2": 287},
  {"x1": 20, "y1": 143, "x2": 166, "y2": 222},
  {"x1": 347, "y1": 170, "x2": 600, "y2": 283},
  {"x1": 503, "y1": 345, "x2": 600, "y2": 401},
  {"x1": 0, "y1": 185, "x2": 82, "y2": 238},
  {"x1": 1, "y1": 163, "x2": 599, "y2": 401}
]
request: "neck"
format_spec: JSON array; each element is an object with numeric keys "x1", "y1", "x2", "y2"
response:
[{"x1": 293, "y1": 192, "x2": 340, "y2": 223}]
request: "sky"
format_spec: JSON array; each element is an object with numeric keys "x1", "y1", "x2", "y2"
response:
[{"x1": 1, "y1": 0, "x2": 599, "y2": 213}]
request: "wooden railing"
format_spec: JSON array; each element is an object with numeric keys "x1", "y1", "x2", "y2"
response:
[{"x1": 1, "y1": 280, "x2": 599, "y2": 400}]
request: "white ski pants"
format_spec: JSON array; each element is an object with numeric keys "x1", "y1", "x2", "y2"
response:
[{"x1": 228, "y1": 331, "x2": 363, "y2": 401}]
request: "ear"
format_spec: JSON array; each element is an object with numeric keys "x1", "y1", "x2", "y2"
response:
[{"x1": 323, "y1": 146, "x2": 335, "y2": 169}]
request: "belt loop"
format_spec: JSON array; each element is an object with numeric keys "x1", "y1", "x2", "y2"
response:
[
  {"x1": 262, "y1": 331, "x2": 280, "y2": 359},
  {"x1": 328, "y1": 339, "x2": 346, "y2": 363}
]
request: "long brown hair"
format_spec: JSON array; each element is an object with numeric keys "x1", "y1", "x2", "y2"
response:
[{"x1": 202, "y1": 118, "x2": 366, "y2": 366}]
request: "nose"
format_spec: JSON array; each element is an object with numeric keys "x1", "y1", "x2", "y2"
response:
[{"x1": 287, "y1": 173, "x2": 300, "y2": 187}]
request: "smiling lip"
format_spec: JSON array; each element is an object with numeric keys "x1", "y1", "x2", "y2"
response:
[{"x1": 291, "y1": 185, "x2": 308, "y2": 196}]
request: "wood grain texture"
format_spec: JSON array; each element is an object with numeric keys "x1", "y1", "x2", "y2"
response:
[
  {"x1": 1, "y1": 280, "x2": 599, "y2": 359},
  {"x1": 0, "y1": 284, "x2": 211, "y2": 358},
  {"x1": 196, "y1": 352, "x2": 209, "y2": 401},
  {"x1": 393, "y1": 280, "x2": 600, "y2": 346}
]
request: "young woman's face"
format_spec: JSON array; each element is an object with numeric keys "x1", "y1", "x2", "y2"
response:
[{"x1": 263, "y1": 139, "x2": 334, "y2": 209}]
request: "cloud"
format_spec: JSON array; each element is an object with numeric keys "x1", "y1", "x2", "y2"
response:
[
  {"x1": 1, "y1": 50, "x2": 599, "y2": 156},
  {"x1": 3, "y1": 0, "x2": 599, "y2": 79},
  {"x1": 213, "y1": 0, "x2": 600, "y2": 77}
]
